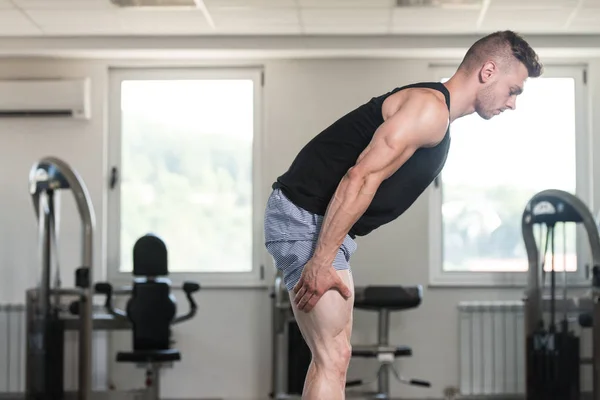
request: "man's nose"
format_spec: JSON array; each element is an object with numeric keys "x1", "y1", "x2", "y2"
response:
[{"x1": 506, "y1": 96, "x2": 516, "y2": 110}]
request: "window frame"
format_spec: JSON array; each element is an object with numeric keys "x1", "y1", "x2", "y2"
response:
[
  {"x1": 106, "y1": 66, "x2": 267, "y2": 287},
  {"x1": 427, "y1": 63, "x2": 591, "y2": 287}
]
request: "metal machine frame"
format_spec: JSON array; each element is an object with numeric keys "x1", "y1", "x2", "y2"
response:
[
  {"x1": 522, "y1": 188, "x2": 600, "y2": 400},
  {"x1": 271, "y1": 272, "x2": 297, "y2": 399},
  {"x1": 26, "y1": 156, "x2": 201, "y2": 400},
  {"x1": 27, "y1": 156, "x2": 97, "y2": 400}
]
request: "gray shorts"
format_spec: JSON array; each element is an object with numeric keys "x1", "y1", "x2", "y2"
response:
[{"x1": 263, "y1": 188, "x2": 358, "y2": 291}]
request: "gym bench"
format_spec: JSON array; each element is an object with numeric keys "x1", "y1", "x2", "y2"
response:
[{"x1": 346, "y1": 285, "x2": 430, "y2": 399}]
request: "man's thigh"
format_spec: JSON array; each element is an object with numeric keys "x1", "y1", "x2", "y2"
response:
[{"x1": 289, "y1": 270, "x2": 355, "y2": 358}]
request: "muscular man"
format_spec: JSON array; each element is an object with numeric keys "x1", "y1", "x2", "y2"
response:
[{"x1": 264, "y1": 30, "x2": 542, "y2": 399}]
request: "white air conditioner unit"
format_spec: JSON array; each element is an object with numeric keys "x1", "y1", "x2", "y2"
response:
[{"x1": 0, "y1": 78, "x2": 91, "y2": 119}]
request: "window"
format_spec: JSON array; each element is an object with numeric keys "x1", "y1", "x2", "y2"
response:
[
  {"x1": 429, "y1": 65, "x2": 589, "y2": 286},
  {"x1": 107, "y1": 67, "x2": 264, "y2": 285}
]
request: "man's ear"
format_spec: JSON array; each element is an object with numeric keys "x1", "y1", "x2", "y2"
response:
[{"x1": 479, "y1": 60, "x2": 497, "y2": 83}]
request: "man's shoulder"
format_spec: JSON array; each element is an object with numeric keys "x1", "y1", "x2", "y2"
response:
[
  {"x1": 384, "y1": 86, "x2": 449, "y2": 124},
  {"x1": 407, "y1": 88, "x2": 448, "y2": 113},
  {"x1": 381, "y1": 86, "x2": 449, "y2": 147}
]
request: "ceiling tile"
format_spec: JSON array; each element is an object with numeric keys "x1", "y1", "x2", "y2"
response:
[
  {"x1": 207, "y1": 5, "x2": 301, "y2": 34},
  {"x1": 482, "y1": 8, "x2": 571, "y2": 31},
  {"x1": 568, "y1": 7, "x2": 600, "y2": 31},
  {"x1": 0, "y1": 0, "x2": 596, "y2": 36},
  {"x1": 391, "y1": 8, "x2": 479, "y2": 32},
  {"x1": 298, "y1": 0, "x2": 394, "y2": 7},
  {"x1": 489, "y1": 0, "x2": 579, "y2": 9},
  {"x1": 212, "y1": 23, "x2": 301, "y2": 34},
  {"x1": 217, "y1": 24, "x2": 302, "y2": 35},
  {"x1": 303, "y1": 24, "x2": 389, "y2": 34},
  {"x1": 117, "y1": 9, "x2": 213, "y2": 34},
  {"x1": 581, "y1": 0, "x2": 600, "y2": 8},
  {"x1": 209, "y1": 7, "x2": 299, "y2": 26},
  {"x1": 301, "y1": 8, "x2": 389, "y2": 25},
  {"x1": 12, "y1": 0, "x2": 115, "y2": 9},
  {"x1": 26, "y1": 9, "x2": 122, "y2": 34},
  {"x1": 203, "y1": 0, "x2": 296, "y2": 8},
  {"x1": 0, "y1": 10, "x2": 40, "y2": 34}
]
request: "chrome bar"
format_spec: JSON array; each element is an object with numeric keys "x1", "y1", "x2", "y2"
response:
[
  {"x1": 377, "y1": 309, "x2": 390, "y2": 395},
  {"x1": 29, "y1": 156, "x2": 96, "y2": 400},
  {"x1": 272, "y1": 272, "x2": 289, "y2": 399}
]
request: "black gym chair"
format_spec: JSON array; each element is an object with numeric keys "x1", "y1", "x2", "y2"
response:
[
  {"x1": 96, "y1": 233, "x2": 200, "y2": 400},
  {"x1": 346, "y1": 285, "x2": 430, "y2": 398}
]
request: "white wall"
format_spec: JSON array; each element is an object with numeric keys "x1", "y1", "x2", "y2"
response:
[
  {"x1": 0, "y1": 52, "x2": 598, "y2": 399},
  {"x1": 0, "y1": 58, "x2": 108, "y2": 300}
]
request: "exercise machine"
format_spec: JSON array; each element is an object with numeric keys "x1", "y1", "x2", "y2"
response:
[
  {"x1": 26, "y1": 156, "x2": 200, "y2": 400},
  {"x1": 270, "y1": 271, "x2": 429, "y2": 399},
  {"x1": 26, "y1": 156, "x2": 145, "y2": 400},
  {"x1": 95, "y1": 233, "x2": 200, "y2": 400},
  {"x1": 522, "y1": 189, "x2": 600, "y2": 400},
  {"x1": 27, "y1": 156, "x2": 102, "y2": 400}
]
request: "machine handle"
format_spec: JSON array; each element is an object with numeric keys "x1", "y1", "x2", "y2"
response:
[
  {"x1": 94, "y1": 282, "x2": 127, "y2": 320},
  {"x1": 410, "y1": 379, "x2": 431, "y2": 387},
  {"x1": 94, "y1": 282, "x2": 111, "y2": 295},
  {"x1": 345, "y1": 379, "x2": 363, "y2": 387},
  {"x1": 173, "y1": 281, "x2": 200, "y2": 324},
  {"x1": 183, "y1": 282, "x2": 200, "y2": 293},
  {"x1": 579, "y1": 312, "x2": 593, "y2": 328},
  {"x1": 593, "y1": 265, "x2": 600, "y2": 287}
]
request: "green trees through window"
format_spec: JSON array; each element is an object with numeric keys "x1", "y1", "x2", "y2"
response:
[{"x1": 118, "y1": 79, "x2": 255, "y2": 273}]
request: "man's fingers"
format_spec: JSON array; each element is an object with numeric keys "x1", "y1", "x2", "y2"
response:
[
  {"x1": 297, "y1": 292, "x2": 312, "y2": 311},
  {"x1": 292, "y1": 278, "x2": 304, "y2": 294},
  {"x1": 294, "y1": 286, "x2": 307, "y2": 304},
  {"x1": 333, "y1": 275, "x2": 352, "y2": 299},
  {"x1": 293, "y1": 266, "x2": 352, "y2": 312}
]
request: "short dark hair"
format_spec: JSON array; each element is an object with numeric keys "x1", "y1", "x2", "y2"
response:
[{"x1": 459, "y1": 30, "x2": 543, "y2": 78}]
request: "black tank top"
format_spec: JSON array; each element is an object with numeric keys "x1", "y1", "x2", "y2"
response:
[{"x1": 273, "y1": 82, "x2": 451, "y2": 238}]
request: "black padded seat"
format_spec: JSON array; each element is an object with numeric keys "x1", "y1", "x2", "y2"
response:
[
  {"x1": 352, "y1": 345, "x2": 412, "y2": 358},
  {"x1": 354, "y1": 285, "x2": 423, "y2": 311},
  {"x1": 116, "y1": 349, "x2": 181, "y2": 363},
  {"x1": 347, "y1": 284, "x2": 429, "y2": 396}
]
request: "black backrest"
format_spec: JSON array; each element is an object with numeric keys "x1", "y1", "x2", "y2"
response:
[
  {"x1": 133, "y1": 234, "x2": 168, "y2": 276},
  {"x1": 127, "y1": 277, "x2": 176, "y2": 351},
  {"x1": 127, "y1": 233, "x2": 175, "y2": 351}
]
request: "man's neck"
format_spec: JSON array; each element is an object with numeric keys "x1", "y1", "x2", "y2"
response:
[{"x1": 443, "y1": 73, "x2": 477, "y2": 122}]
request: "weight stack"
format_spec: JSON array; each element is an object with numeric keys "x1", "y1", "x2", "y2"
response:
[
  {"x1": 26, "y1": 312, "x2": 65, "y2": 400},
  {"x1": 526, "y1": 329, "x2": 580, "y2": 400}
]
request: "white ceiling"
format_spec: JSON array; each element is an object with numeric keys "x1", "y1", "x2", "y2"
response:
[{"x1": 0, "y1": 0, "x2": 598, "y2": 37}]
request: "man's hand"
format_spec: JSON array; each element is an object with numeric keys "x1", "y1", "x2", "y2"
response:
[{"x1": 293, "y1": 258, "x2": 352, "y2": 312}]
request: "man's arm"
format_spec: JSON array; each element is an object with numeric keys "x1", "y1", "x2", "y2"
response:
[{"x1": 310, "y1": 92, "x2": 449, "y2": 268}]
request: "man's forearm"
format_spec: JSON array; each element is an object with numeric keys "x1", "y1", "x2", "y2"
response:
[{"x1": 311, "y1": 171, "x2": 378, "y2": 267}]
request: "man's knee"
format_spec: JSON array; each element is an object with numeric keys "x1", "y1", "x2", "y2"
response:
[
  {"x1": 314, "y1": 333, "x2": 352, "y2": 373},
  {"x1": 333, "y1": 335, "x2": 352, "y2": 366},
  {"x1": 338, "y1": 338, "x2": 352, "y2": 369}
]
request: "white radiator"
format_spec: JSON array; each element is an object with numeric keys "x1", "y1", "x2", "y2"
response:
[
  {"x1": 458, "y1": 301, "x2": 526, "y2": 396},
  {"x1": 0, "y1": 303, "x2": 110, "y2": 394}
]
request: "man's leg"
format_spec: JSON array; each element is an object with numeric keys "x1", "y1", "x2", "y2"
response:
[{"x1": 289, "y1": 269, "x2": 355, "y2": 400}]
